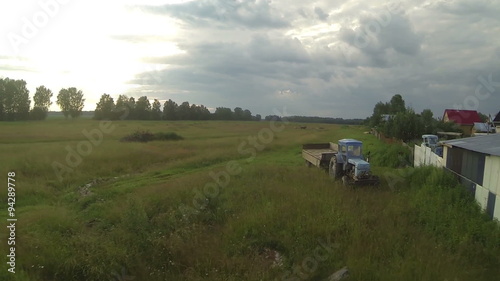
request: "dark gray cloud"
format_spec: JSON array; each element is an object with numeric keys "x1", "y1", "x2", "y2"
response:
[
  {"x1": 128, "y1": 0, "x2": 500, "y2": 118},
  {"x1": 140, "y1": 0, "x2": 289, "y2": 29},
  {"x1": 314, "y1": 7, "x2": 329, "y2": 21},
  {"x1": 248, "y1": 34, "x2": 310, "y2": 63},
  {"x1": 429, "y1": 0, "x2": 500, "y2": 19},
  {"x1": 338, "y1": 9, "x2": 421, "y2": 68}
]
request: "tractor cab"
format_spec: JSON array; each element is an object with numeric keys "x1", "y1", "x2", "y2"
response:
[
  {"x1": 337, "y1": 139, "x2": 371, "y2": 177},
  {"x1": 338, "y1": 139, "x2": 363, "y2": 161},
  {"x1": 422, "y1": 134, "x2": 438, "y2": 148},
  {"x1": 422, "y1": 134, "x2": 443, "y2": 157}
]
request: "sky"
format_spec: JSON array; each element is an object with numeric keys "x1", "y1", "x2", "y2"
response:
[{"x1": 1, "y1": 0, "x2": 499, "y2": 119}]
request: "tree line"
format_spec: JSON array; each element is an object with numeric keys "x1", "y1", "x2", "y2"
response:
[
  {"x1": 282, "y1": 116, "x2": 364, "y2": 125},
  {"x1": 0, "y1": 77, "x2": 85, "y2": 121},
  {"x1": 368, "y1": 94, "x2": 462, "y2": 142},
  {"x1": 94, "y1": 93, "x2": 262, "y2": 121},
  {"x1": 0, "y1": 77, "x2": 265, "y2": 122}
]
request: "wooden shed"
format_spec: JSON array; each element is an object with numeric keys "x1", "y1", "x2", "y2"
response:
[{"x1": 442, "y1": 134, "x2": 500, "y2": 220}]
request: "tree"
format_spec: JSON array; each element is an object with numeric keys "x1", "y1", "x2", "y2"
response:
[
  {"x1": 127, "y1": 97, "x2": 136, "y2": 120},
  {"x1": 478, "y1": 112, "x2": 489, "y2": 123},
  {"x1": 33, "y1": 85, "x2": 53, "y2": 110},
  {"x1": 151, "y1": 99, "x2": 162, "y2": 120},
  {"x1": 381, "y1": 117, "x2": 394, "y2": 137},
  {"x1": 162, "y1": 99, "x2": 178, "y2": 120},
  {"x1": 197, "y1": 105, "x2": 211, "y2": 120},
  {"x1": 94, "y1": 93, "x2": 115, "y2": 120},
  {"x1": 57, "y1": 87, "x2": 85, "y2": 119},
  {"x1": 190, "y1": 104, "x2": 199, "y2": 120},
  {"x1": 115, "y1": 94, "x2": 128, "y2": 110},
  {"x1": 213, "y1": 107, "x2": 233, "y2": 120},
  {"x1": 30, "y1": 85, "x2": 53, "y2": 120},
  {"x1": 265, "y1": 115, "x2": 281, "y2": 121},
  {"x1": 391, "y1": 109, "x2": 423, "y2": 142},
  {"x1": 135, "y1": 96, "x2": 151, "y2": 120},
  {"x1": 1, "y1": 78, "x2": 31, "y2": 121},
  {"x1": 421, "y1": 109, "x2": 435, "y2": 133},
  {"x1": 189, "y1": 104, "x2": 211, "y2": 120},
  {"x1": 243, "y1": 109, "x2": 252, "y2": 121},
  {"x1": 56, "y1": 89, "x2": 70, "y2": 118},
  {"x1": 435, "y1": 120, "x2": 462, "y2": 134},
  {"x1": 114, "y1": 94, "x2": 129, "y2": 119},
  {"x1": 369, "y1": 101, "x2": 390, "y2": 127},
  {"x1": 389, "y1": 94, "x2": 406, "y2": 114},
  {"x1": 233, "y1": 107, "x2": 244, "y2": 120},
  {"x1": 177, "y1": 101, "x2": 191, "y2": 120},
  {"x1": 369, "y1": 94, "x2": 406, "y2": 128}
]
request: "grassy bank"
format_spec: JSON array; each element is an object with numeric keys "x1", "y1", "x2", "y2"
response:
[{"x1": 0, "y1": 120, "x2": 499, "y2": 280}]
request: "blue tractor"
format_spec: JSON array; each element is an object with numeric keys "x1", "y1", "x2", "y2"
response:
[
  {"x1": 328, "y1": 139, "x2": 379, "y2": 186},
  {"x1": 422, "y1": 134, "x2": 443, "y2": 157}
]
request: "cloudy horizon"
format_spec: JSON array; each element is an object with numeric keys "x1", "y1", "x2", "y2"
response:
[{"x1": 1, "y1": 0, "x2": 499, "y2": 119}]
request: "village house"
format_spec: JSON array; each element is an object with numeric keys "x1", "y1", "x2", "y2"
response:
[
  {"x1": 493, "y1": 111, "x2": 500, "y2": 132},
  {"x1": 442, "y1": 109, "x2": 482, "y2": 136}
]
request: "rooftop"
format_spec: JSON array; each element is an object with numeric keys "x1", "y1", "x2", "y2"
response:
[
  {"x1": 494, "y1": 111, "x2": 500, "y2": 122},
  {"x1": 442, "y1": 134, "x2": 500, "y2": 156},
  {"x1": 473, "y1": 122, "x2": 494, "y2": 133},
  {"x1": 443, "y1": 109, "x2": 482, "y2": 125},
  {"x1": 338, "y1": 139, "x2": 362, "y2": 145}
]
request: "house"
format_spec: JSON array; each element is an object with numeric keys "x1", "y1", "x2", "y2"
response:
[
  {"x1": 472, "y1": 122, "x2": 496, "y2": 136},
  {"x1": 442, "y1": 109, "x2": 482, "y2": 136},
  {"x1": 441, "y1": 134, "x2": 500, "y2": 221},
  {"x1": 493, "y1": 111, "x2": 500, "y2": 132},
  {"x1": 381, "y1": 114, "x2": 394, "y2": 122}
]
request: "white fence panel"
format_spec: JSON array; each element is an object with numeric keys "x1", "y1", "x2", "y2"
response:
[
  {"x1": 414, "y1": 145, "x2": 444, "y2": 167},
  {"x1": 494, "y1": 194, "x2": 500, "y2": 222},
  {"x1": 475, "y1": 185, "x2": 489, "y2": 211}
]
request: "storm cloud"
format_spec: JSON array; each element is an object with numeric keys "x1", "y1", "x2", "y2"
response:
[{"x1": 125, "y1": 0, "x2": 500, "y2": 118}]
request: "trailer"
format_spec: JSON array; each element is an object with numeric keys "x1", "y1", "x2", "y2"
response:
[{"x1": 302, "y1": 142, "x2": 338, "y2": 169}]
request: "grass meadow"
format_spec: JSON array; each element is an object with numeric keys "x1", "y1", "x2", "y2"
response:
[{"x1": 1, "y1": 119, "x2": 500, "y2": 281}]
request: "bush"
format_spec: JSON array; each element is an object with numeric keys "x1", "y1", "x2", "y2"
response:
[
  {"x1": 120, "y1": 130, "x2": 183, "y2": 142},
  {"x1": 407, "y1": 167, "x2": 500, "y2": 262},
  {"x1": 30, "y1": 107, "x2": 48, "y2": 120},
  {"x1": 153, "y1": 132, "x2": 184, "y2": 141},
  {"x1": 370, "y1": 143, "x2": 412, "y2": 168}
]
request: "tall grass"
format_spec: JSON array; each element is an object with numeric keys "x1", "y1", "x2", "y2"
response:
[{"x1": 1, "y1": 120, "x2": 499, "y2": 280}]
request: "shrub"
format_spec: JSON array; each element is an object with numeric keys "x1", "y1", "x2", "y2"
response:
[
  {"x1": 406, "y1": 167, "x2": 500, "y2": 265},
  {"x1": 153, "y1": 132, "x2": 184, "y2": 141},
  {"x1": 370, "y1": 143, "x2": 412, "y2": 168},
  {"x1": 120, "y1": 130, "x2": 183, "y2": 142}
]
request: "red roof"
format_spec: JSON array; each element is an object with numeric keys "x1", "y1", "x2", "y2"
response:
[{"x1": 443, "y1": 109, "x2": 481, "y2": 125}]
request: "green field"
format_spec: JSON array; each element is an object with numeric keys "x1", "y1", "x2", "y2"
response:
[{"x1": 1, "y1": 120, "x2": 499, "y2": 281}]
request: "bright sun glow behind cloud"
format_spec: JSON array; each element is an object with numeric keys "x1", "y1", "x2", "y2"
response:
[{"x1": 0, "y1": 0, "x2": 183, "y2": 110}]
